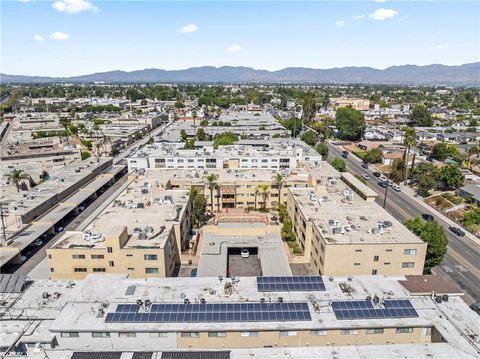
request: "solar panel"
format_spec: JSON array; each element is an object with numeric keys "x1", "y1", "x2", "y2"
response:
[
  {"x1": 331, "y1": 299, "x2": 418, "y2": 320},
  {"x1": 106, "y1": 302, "x2": 312, "y2": 323},
  {"x1": 257, "y1": 276, "x2": 325, "y2": 292}
]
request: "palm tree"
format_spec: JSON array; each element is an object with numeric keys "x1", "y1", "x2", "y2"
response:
[
  {"x1": 216, "y1": 184, "x2": 221, "y2": 212},
  {"x1": 272, "y1": 173, "x2": 284, "y2": 208},
  {"x1": 403, "y1": 127, "x2": 417, "y2": 185},
  {"x1": 7, "y1": 169, "x2": 31, "y2": 192},
  {"x1": 258, "y1": 184, "x2": 269, "y2": 210},
  {"x1": 205, "y1": 173, "x2": 218, "y2": 212},
  {"x1": 192, "y1": 109, "x2": 197, "y2": 137},
  {"x1": 254, "y1": 187, "x2": 259, "y2": 210}
]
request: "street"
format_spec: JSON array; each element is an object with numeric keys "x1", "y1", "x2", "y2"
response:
[{"x1": 327, "y1": 142, "x2": 480, "y2": 304}]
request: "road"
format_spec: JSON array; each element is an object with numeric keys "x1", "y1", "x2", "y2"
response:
[{"x1": 327, "y1": 142, "x2": 480, "y2": 304}]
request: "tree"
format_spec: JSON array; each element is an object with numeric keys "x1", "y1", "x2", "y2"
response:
[
  {"x1": 205, "y1": 174, "x2": 218, "y2": 212},
  {"x1": 431, "y1": 143, "x2": 451, "y2": 161},
  {"x1": 463, "y1": 208, "x2": 480, "y2": 227},
  {"x1": 180, "y1": 129, "x2": 188, "y2": 142},
  {"x1": 409, "y1": 105, "x2": 433, "y2": 127},
  {"x1": 316, "y1": 143, "x2": 329, "y2": 159},
  {"x1": 390, "y1": 158, "x2": 406, "y2": 183},
  {"x1": 283, "y1": 115, "x2": 302, "y2": 137},
  {"x1": 335, "y1": 106, "x2": 366, "y2": 141},
  {"x1": 331, "y1": 157, "x2": 346, "y2": 172},
  {"x1": 405, "y1": 216, "x2": 448, "y2": 273},
  {"x1": 140, "y1": 99, "x2": 147, "y2": 106},
  {"x1": 196, "y1": 128, "x2": 207, "y2": 141},
  {"x1": 254, "y1": 187, "x2": 259, "y2": 210},
  {"x1": 301, "y1": 130, "x2": 317, "y2": 146},
  {"x1": 192, "y1": 109, "x2": 197, "y2": 137},
  {"x1": 258, "y1": 184, "x2": 269, "y2": 210},
  {"x1": 416, "y1": 175, "x2": 436, "y2": 197},
  {"x1": 7, "y1": 169, "x2": 32, "y2": 192},
  {"x1": 272, "y1": 173, "x2": 284, "y2": 207},
  {"x1": 364, "y1": 148, "x2": 383, "y2": 163},
  {"x1": 436, "y1": 164, "x2": 464, "y2": 189},
  {"x1": 403, "y1": 127, "x2": 417, "y2": 185},
  {"x1": 321, "y1": 94, "x2": 329, "y2": 110},
  {"x1": 200, "y1": 119, "x2": 208, "y2": 126},
  {"x1": 302, "y1": 91, "x2": 317, "y2": 122},
  {"x1": 213, "y1": 132, "x2": 238, "y2": 148},
  {"x1": 467, "y1": 146, "x2": 479, "y2": 168}
]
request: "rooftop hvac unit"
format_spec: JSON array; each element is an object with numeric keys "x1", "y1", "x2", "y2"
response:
[
  {"x1": 372, "y1": 227, "x2": 382, "y2": 235},
  {"x1": 332, "y1": 227, "x2": 342, "y2": 235}
]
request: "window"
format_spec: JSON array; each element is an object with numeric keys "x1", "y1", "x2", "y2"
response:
[
  {"x1": 396, "y1": 328, "x2": 414, "y2": 334},
  {"x1": 402, "y1": 262, "x2": 415, "y2": 268},
  {"x1": 240, "y1": 332, "x2": 258, "y2": 337},
  {"x1": 93, "y1": 268, "x2": 106, "y2": 272},
  {"x1": 145, "y1": 268, "x2": 159, "y2": 274},
  {"x1": 91, "y1": 254, "x2": 104, "y2": 259},
  {"x1": 373, "y1": 255, "x2": 379, "y2": 262},
  {"x1": 109, "y1": 261, "x2": 114, "y2": 267},
  {"x1": 404, "y1": 249, "x2": 417, "y2": 255},
  {"x1": 181, "y1": 332, "x2": 200, "y2": 338},
  {"x1": 310, "y1": 330, "x2": 327, "y2": 336},
  {"x1": 48, "y1": 254, "x2": 52, "y2": 259},
  {"x1": 384, "y1": 262, "x2": 391, "y2": 265},
  {"x1": 144, "y1": 254, "x2": 158, "y2": 260},
  {"x1": 74, "y1": 268, "x2": 87, "y2": 272},
  {"x1": 372, "y1": 269, "x2": 378, "y2": 275},
  {"x1": 50, "y1": 268, "x2": 54, "y2": 272},
  {"x1": 354, "y1": 263, "x2": 361, "y2": 266},
  {"x1": 386, "y1": 249, "x2": 393, "y2": 252},
  {"x1": 150, "y1": 332, "x2": 169, "y2": 338},
  {"x1": 127, "y1": 267, "x2": 135, "y2": 271},
  {"x1": 119, "y1": 332, "x2": 136, "y2": 338},
  {"x1": 341, "y1": 329, "x2": 358, "y2": 335},
  {"x1": 366, "y1": 328, "x2": 384, "y2": 334},
  {"x1": 208, "y1": 332, "x2": 226, "y2": 338},
  {"x1": 61, "y1": 332, "x2": 79, "y2": 338},
  {"x1": 107, "y1": 247, "x2": 113, "y2": 253},
  {"x1": 92, "y1": 332, "x2": 110, "y2": 338},
  {"x1": 126, "y1": 254, "x2": 133, "y2": 257},
  {"x1": 279, "y1": 331, "x2": 297, "y2": 337},
  {"x1": 422, "y1": 327, "x2": 432, "y2": 336},
  {"x1": 72, "y1": 254, "x2": 85, "y2": 259},
  {"x1": 355, "y1": 249, "x2": 362, "y2": 252}
]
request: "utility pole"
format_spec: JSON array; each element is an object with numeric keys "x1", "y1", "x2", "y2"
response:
[{"x1": 0, "y1": 203, "x2": 8, "y2": 243}]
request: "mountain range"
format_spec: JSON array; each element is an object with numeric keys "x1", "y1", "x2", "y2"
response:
[{"x1": 1, "y1": 63, "x2": 479, "y2": 85}]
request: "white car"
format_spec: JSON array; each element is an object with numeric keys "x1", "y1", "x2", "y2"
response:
[
  {"x1": 362, "y1": 173, "x2": 370, "y2": 180},
  {"x1": 379, "y1": 175, "x2": 388, "y2": 182},
  {"x1": 241, "y1": 249, "x2": 250, "y2": 258},
  {"x1": 392, "y1": 184, "x2": 401, "y2": 192}
]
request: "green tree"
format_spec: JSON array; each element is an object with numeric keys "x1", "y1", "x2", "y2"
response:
[
  {"x1": 403, "y1": 127, "x2": 417, "y2": 185},
  {"x1": 192, "y1": 109, "x2": 197, "y2": 136},
  {"x1": 180, "y1": 129, "x2": 188, "y2": 142},
  {"x1": 409, "y1": 105, "x2": 433, "y2": 127},
  {"x1": 196, "y1": 128, "x2": 207, "y2": 141},
  {"x1": 200, "y1": 119, "x2": 208, "y2": 126},
  {"x1": 335, "y1": 106, "x2": 366, "y2": 141},
  {"x1": 316, "y1": 142, "x2": 329, "y2": 159},
  {"x1": 390, "y1": 158, "x2": 406, "y2": 183},
  {"x1": 175, "y1": 101, "x2": 184, "y2": 108},
  {"x1": 436, "y1": 164, "x2": 464, "y2": 189},
  {"x1": 467, "y1": 146, "x2": 479, "y2": 168},
  {"x1": 405, "y1": 216, "x2": 448, "y2": 273},
  {"x1": 302, "y1": 91, "x2": 317, "y2": 122},
  {"x1": 431, "y1": 143, "x2": 451, "y2": 161},
  {"x1": 213, "y1": 132, "x2": 238, "y2": 148},
  {"x1": 364, "y1": 148, "x2": 383, "y2": 163},
  {"x1": 463, "y1": 208, "x2": 480, "y2": 227},
  {"x1": 6, "y1": 169, "x2": 32, "y2": 192},
  {"x1": 205, "y1": 174, "x2": 218, "y2": 212},
  {"x1": 301, "y1": 130, "x2": 317, "y2": 146},
  {"x1": 331, "y1": 157, "x2": 346, "y2": 172},
  {"x1": 272, "y1": 173, "x2": 284, "y2": 208},
  {"x1": 189, "y1": 187, "x2": 207, "y2": 228},
  {"x1": 258, "y1": 184, "x2": 269, "y2": 210}
]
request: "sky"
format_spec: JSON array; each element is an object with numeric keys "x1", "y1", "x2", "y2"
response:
[{"x1": 1, "y1": 0, "x2": 479, "y2": 77}]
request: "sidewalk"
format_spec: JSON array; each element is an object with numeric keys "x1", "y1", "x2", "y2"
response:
[{"x1": 399, "y1": 183, "x2": 480, "y2": 247}]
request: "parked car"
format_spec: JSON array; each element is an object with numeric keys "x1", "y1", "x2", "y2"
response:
[
  {"x1": 449, "y1": 226, "x2": 465, "y2": 237},
  {"x1": 190, "y1": 269, "x2": 197, "y2": 277},
  {"x1": 241, "y1": 248, "x2": 250, "y2": 258},
  {"x1": 379, "y1": 175, "x2": 388, "y2": 182},
  {"x1": 362, "y1": 174, "x2": 370, "y2": 180},
  {"x1": 33, "y1": 239, "x2": 43, "y2": 247},
  {"x1": 341, "y1": 154, "x2": 348, "y2": 159},
  {"x1": 470, "y1": 302, "x2": 480, "y2": 315},
  {"x1": 55, "y1": 226, "x2": 64, "y2": 233},
  {"x1": 422, "y1": 213, "x2": 435, "y2": 222},
  {"x1": 342, "y1": 150, "x2": 349, "y2": 155},
  {"x1": 361, "y1": 162, "x2": 368, "y2": 169},
  {"x1": 372, "y1": 171, "x2": 381, "y2": 178},
  {"x1": 392, "y1": 184, "x2": 401, "y2": 192},
  {"x1": 20, "y1": 255, "x2": 28, "y2": 263}
]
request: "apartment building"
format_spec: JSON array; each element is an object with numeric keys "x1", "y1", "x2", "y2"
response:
[
  {"x1": 286, "y1": 170, "x2": 427, "y2": 276},
  {"x1": 127, "y1": 139, "x2": 321, "y2": 171},
  {"x1": 47, "y1": 177, "x2": 192, "y2": 279},
  {"x1": 331, "y1": 98, "x2": 371, "y2": 111},
  {"x1": 1, "y1": 273, "x2": 477, "y2": 357}
]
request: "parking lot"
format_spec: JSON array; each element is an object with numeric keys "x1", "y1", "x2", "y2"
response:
[{"x1": 227, "y1": 247, "x2": 261, "y2": 277}]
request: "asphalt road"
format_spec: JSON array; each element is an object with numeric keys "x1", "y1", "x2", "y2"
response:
[{"x1": 327, "y1": 142, "x2": 480, "y2": 304}]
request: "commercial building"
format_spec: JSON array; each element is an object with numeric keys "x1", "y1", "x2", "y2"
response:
[
  {"x1": 47, "y1": 173, "x2": 192, "y2": 279},
  {"x1": 0, "y1": 273, "x2": 478, "y2": 357},
  {"x1": 286, "y1": 169, "x2": 427, "y2": 276},
  {"x1": 331, "y1": 98, "x2": 370, "y2": 111}
]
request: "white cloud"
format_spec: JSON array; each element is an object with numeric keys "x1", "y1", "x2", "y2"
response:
[
  {"x1": 18, "y1": 0, "x2": 35, "y2": 3},
  {"x1": 226, "y1": 44, "x2": 242, "y2": 52},
  {"x1": 52, "y1": 0, "x2": 98, "y2": 14},
  {"x1": 178, "y1": 24, "x2": 198, "y2": 34},
  {"x1": 353, "y1": 14, "x2": 366, "y2": 20},
  {"x1": 369, "y1": 8, "x2": 398, "y2": 21},
  {"x1": 33, "y1": 34, "x2": 45, "y2": 42},
  {"x1": 49, "y1": 32, "x2": 70, "y2": 41},
  {"x1": 335, "y1": 21, "x2": 345, "y2": 27},
  {"x1": 374, "y1": 0, "x2": 387, "y2": 3}
]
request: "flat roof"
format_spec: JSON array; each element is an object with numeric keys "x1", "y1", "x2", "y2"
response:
[{"x1": 290, "y1": 185, "x2": 425, "y2": 245}]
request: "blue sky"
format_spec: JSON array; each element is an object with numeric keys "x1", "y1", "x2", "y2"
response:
[{"x1": 1, "y1": 0, "x2": 479, "y2": 76}]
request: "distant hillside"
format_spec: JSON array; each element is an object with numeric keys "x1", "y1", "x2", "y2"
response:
[{"x1": 1, "y1": 63, "x2": 479, "y2": 85}]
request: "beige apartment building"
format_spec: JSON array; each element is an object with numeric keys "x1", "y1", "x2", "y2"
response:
[
  {"x1": 287, "y1": 172, "x2": 427, "y2": 276},
  {"x1": 332, "y1": 98, "x2": 371, "y2": 111},
  {"x1": 47, "y1": 178, "x2": 192, "y2": 279}
]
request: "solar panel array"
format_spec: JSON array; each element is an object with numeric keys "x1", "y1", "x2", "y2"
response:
[
  {"x1": 106, "y1": 302, "x2": 312, "y2": 323},
  {"x1": 257, "y1": 276, "x2": 326, "y2": 292},
  {"x1": 331, "y1": 299, "x2": 418, "y2": 320}
]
